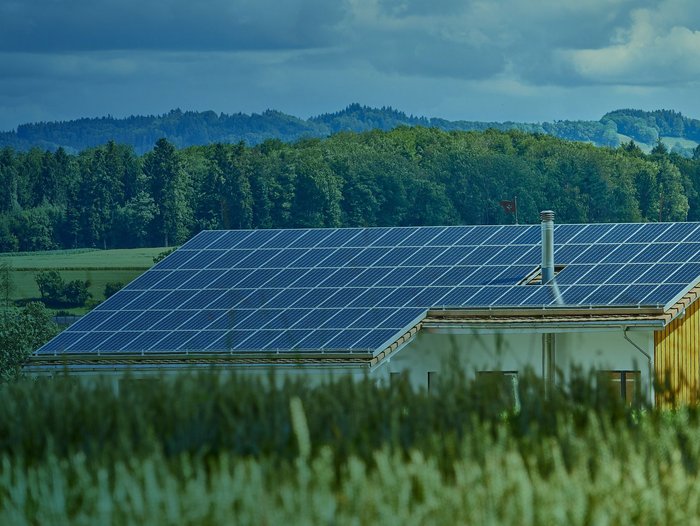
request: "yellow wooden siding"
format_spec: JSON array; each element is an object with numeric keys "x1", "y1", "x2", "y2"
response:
[{"x1": 655, "y1": 299, "x2": 700, "y2": 406}]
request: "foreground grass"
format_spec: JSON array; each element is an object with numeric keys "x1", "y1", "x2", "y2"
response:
[
  {"x1": 1, "y1": 370, "x2": 699, "y2": 524},
  {"x1": 0, "y1": 247, "x2": 166, "y2": 312}
]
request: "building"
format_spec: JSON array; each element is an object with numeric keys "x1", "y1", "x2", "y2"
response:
[{"x1": 28, "y1": 213, "x2": 700, "y2": 405}]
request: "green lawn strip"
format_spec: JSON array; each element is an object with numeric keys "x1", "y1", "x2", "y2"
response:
[
  {"x1": 0, "y1": 247, "x2": 167, "y2": 269},
  {"x1": 11, "y1": 269, "x2": 145, "y2": 303},
  {"x1": 2, "y1": 247, "x2": 170, "y2": 313}
]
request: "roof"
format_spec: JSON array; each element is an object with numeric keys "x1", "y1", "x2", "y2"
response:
[{"x1": 31, "y1": 222, "x2": 700, "y2": 367}]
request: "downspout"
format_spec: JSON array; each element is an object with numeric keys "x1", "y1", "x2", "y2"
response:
[
  {"x1": 623, "y1": 327, "x2": 654, "y2": 406},
  {"x1": 541, "y1": 210, "x2": 556, "y2": 395}
]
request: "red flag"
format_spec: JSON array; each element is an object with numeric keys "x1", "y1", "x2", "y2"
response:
[{"x1": 499, "y1": 200, "x2": 516, "y2": 214}]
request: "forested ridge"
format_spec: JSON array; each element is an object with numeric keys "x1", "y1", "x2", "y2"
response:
[
  {"x1": 1, "y1": 126, "x2": 698, "y2": 253},
  {"x1": 2, "y1": 105, "x2": 699, "y2": 155}
]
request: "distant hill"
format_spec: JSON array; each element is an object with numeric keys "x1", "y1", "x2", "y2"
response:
[{"x1": 1, "y1": 104, "x2": 699, "y2": 156}]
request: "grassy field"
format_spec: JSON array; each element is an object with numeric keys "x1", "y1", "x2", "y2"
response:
[
  {"x1": 660, "y1": 135, "x2": 699, "y2": 151},
  {"x1": 616, "y1": 133, "x2": 699, "y2": 154},
  {"x1": 0, "y1": 247, "x2": 167, "y2": 313},
  {"x1": 0, "y1": 370, "x2": 698, "y2": 524}
]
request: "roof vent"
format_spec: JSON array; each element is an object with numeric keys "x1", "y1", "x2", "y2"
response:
[{"x1": 540, "y1": 210, "x2": 555, "y2": 284}]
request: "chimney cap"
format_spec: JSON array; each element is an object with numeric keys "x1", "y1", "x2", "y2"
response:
[{"x1": 540, "y1": 210, "x2": 554, "y2": 222}]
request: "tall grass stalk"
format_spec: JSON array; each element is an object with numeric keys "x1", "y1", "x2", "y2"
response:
[{"x1": 1, "y1": 370, "x2": 699, "y2": 523}]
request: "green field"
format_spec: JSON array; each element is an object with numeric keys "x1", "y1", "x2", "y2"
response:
[
  {"x1": 660, "y1": 135, "x2": 699, "y2": 151},
  {"x1": 616, "y1": 133, "x2": 699, "y2": 154},
  {"x1": 1, "y1": 370, "x2": 699, "y2": 524},
  {"x1": 0, "y1": 247, "x2": 168, "y2": 313}
]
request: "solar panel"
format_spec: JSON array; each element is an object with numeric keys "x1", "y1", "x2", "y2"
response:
[
  {"x1": 342, "y1": 228, "x2": 391, "y2": 247},
  {"x1": 184, "y1": 330, "x2": 231, "y2": 351},
  {"x1": 668, "y1": 263, "x2": 700, "y2": 284},
  {"x1": 67, "y1": 310, "x2": 116, "y2": 332},
  {"x1": 124, "y1": 270, "x2": 171, "y2": 291},
  {"x1": 124, "y1": 310, "x2": 169, "y2": 331},
  {"x1": 36, "y1": 222, "x2": 700, "y2": 358},
  {"x1": 554, "y1": 244, "x2": 587, "y2": 263},
  {"x1": 566, "y1": 224, "x2": 614, "y2": 244},
  {"x1": 377, "y1": 267, "x2": 416, "y2": 287},
  {"x1": 426, "y1": 226, "x2": 473, "y2": 246},
  {"x1": 578, "y1": 245, "x2": 623, "y2": 264},
  {"x1": 398, "y1": 227, "x2": 444, "y2": 246},
  {"x1": 408, "y1": 267, "x2": 449, "y2": 287},
  {"x1": 151, "y1": 331, "x2": 198, "y2": 352},
  {"x1": 458, "y1": 225, "x2": 503, "y2": 245},
  {"x1": 325, "y1": 330, "x2": 366, "y2": 349},
  {"x1": 205, "y1": 230, "x2": 254, "y2": 250},
  {"x1": 208, "y1": 312, "x2": 242, "y2": 330},
  {"x1": 179, "y1": 230, "x2": 227, "y2": 250},
  {"x1": 207, "y1": 269, "x2": 250, "y2": 289},
  {"x1": 263, "y1": 229, "x2": 308, "y2": 249},
  {"x1": 179, "y1": 250, "x2": 228, "y2": 269},
  {"x1": 402, "y1": 246, "x2": 447, "y2": 266},
  {"x1": 319, "y1": 267, "x2": 364, "y2": 287},
  {"x1": 99, "y1": 331, "x2": 139, "y2": 351},
  {"x1": 177, "y1": 310, "x2": 226, "y2": 331},
  {"x1": 596, "y1": 223, "x2": 642, "y2": 243},
  {"x1": 600, "y1": 243, "x2": 645, "y2": 263},
  {"x1": 430, "y1": 246, "x2": 474, "y2": 266},
  {"x1": 315, "y1": 228, "x2": 362, "y2": 247},
  {"x1": 553, "y1": 224, "x2": 586, "y2": 244},
  {"x1": 152, "y1": 250, "x2": 198, "y2": 270},
  {"x1": 626, "y1": 223, "x2": 672, "y2": 243},
  {"x1": 287, "y1": 229, "x2": 332, "y2": 248}
]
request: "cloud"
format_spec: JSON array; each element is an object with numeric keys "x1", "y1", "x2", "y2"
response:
[
  {"x1": 2, "y1": 0, "x2": 700, "y2": 131},
  {"x1": 0, "y1": 0, "x2": 347, "y2": 52},
  {"x1": 335, "y1": 0, "x2": 657, "y2": 84},
  {"x1": 561, "y1": 4, "x2": 700, "y2": 86}
]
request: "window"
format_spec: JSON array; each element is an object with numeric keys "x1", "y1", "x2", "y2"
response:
[
  {"x1": 598, "y1": 370, "x2": 641, "y2": 405},
  {"x1": 427, "y1": 371, "x2": 438, "y2": 392}
]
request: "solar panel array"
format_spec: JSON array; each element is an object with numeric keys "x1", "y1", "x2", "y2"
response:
[{"x1": 37, "y1": 222, "x2": 700, "y2": 356}]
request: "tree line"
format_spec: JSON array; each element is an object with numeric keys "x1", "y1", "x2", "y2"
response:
[
  {"x1": 3, "y1": 105, "x2": 700, "y2": 155},
  {"x1": 0, "y1": 127, "x2": 698, "y2": 253}
]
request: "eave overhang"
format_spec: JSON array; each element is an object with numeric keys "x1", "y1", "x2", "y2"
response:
[
  {"x1": 423, "y1": 306, "x2": 668, "y2": 331},
  {"x1": 26, "y1": 285, "x2": 700, "y2": 373},
  {"x1": 25, "y1": 351, "x2": 374, "y2": 372}
]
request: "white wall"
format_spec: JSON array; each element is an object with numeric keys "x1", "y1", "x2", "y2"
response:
[{"x1": 383, "y1": 327, "x2": 654, "y2": 396}]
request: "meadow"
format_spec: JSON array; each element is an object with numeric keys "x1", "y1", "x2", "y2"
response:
[
  {"x1": 0, "y1": 247, "x2": 165, "y2": 313},
  {"x1": 1, "y1": 368, "x2": 699, "y2": 524}
]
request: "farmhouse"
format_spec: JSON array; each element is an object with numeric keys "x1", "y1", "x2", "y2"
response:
[{"x1": 28, "y1": 212, "x2": 700, "y2": 405}]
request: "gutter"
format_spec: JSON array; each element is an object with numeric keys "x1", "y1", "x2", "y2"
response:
[{"x1": 422, "y1": 318, "x2": 666, "y2": 332}]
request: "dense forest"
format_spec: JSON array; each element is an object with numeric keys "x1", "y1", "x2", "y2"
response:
[
  {"x1": 1, "y1": 126, "x2": 699, "y2": 253},
  {"x1": 1, "y1": 105, "x2": 699, "y2": 155}
]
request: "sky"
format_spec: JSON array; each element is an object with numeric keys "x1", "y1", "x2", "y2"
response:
[{"x1": 1, "y1": 0, "x2": 700, "y2": 131}]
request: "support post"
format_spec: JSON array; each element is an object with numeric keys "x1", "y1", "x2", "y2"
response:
[{"x1": 542, "y1": 333, "x2": 556, "y2": 397}]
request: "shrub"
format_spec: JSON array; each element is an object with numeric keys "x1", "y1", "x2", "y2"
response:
[
  {"x1": 0, "y1": 302, "x2": 58, "y2": 382},
  {"x1": 35, "y1": 269, "x2": 64, "y2": 301},
  {"x1": 34, "y1": 270, "x2": 91, "y2": 307},
  {"x1": 63, "y1": 279, "x2": 91, "y2": 306},
  {"x1": 104, "y1": 281, "x2": 125, "y2": 299},
  {"x1": 153, "y1": 247, "x2": 177, "y2": 264}
]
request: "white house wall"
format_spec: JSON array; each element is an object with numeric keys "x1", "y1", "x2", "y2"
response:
[{"x1": 384, "y1": 328, "x2": 655, "y2": 395}]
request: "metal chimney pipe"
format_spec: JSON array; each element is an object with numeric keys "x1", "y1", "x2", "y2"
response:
[{"x1": 540, "y1": 210, "x2": 555, "y2": 284}]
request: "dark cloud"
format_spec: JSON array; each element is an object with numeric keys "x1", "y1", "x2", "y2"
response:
[
  {"x1": 2, "y1": 0, "x2": 700, "y2": 131},
  {"x1": 0, "y1": 0, "x2": 347, "y2": 52}
]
